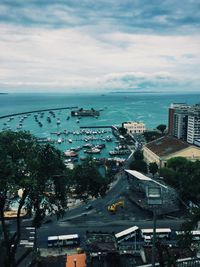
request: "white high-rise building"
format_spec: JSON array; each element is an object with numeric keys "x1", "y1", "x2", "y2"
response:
[{"x1": 187, "y1": 104, "x2": 200, "y2": 144}]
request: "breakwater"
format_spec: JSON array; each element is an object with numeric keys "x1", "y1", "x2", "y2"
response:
[
  {"x1": 80, "y1": 126, "x2": 111, "y2": 129},
  {"x1": 0, "y1": 106, "x2": 78, "y2": 119}
]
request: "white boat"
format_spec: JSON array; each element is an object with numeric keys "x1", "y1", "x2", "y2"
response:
[
  {"x1": 68, "y1": 139, "x2": 72, "y2": 143},
  {"x1": 57, "y1": 139, "x2": 62, "y2": 144},
  {"x1": 85, "y1": 148, "x2": 101, "y2": 154}
]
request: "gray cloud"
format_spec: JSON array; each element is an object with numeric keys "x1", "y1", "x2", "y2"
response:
[{"x1": 0, "y1": 0, "x2": 200, "y2": 34}]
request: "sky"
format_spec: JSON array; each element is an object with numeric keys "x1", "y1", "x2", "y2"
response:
[{"x1": 0, "y1": 0, "x2": 200, "y2": 93}]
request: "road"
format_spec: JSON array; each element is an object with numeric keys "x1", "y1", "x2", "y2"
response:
[{"x1": 35, "y1": 171, "x2": 184, "y2": 248}]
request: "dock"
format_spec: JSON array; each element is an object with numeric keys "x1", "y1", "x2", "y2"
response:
[{"x1": 80, "y1": 126, "x2": 111, "y2": 129}]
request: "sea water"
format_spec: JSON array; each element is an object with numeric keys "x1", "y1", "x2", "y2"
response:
[{"x1": 0, "y1": 91, "x2": 199, "y2": 158}]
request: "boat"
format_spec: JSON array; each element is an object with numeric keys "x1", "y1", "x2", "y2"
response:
[
  {"x1": 57, "y1": 139, "x2": 62, "y2": 144},
  {"x1": 83, "y1": 143, "x2": 93, "y2": 148},
  {"x1": 66, "y1": 116, "x2": 70, "y2": 120},
  {"x1": 56, "y1": 119, "x2": 61, "y2": 125},
  {"x1": 76, "y1": 119, "x2": 80, "y2": 123},
  {"x1": 96, "y1": 144, "x2": 106, "y2": 149},
  {"x1": 64, "y1": 150, "x2": 78, "y2": 157},
  {"x1": 47, "y1": 116, "x2": 51, "y2": 123},
  {"x1": 84, "y1": 148, "x2": 101, "y2": 154},
  {"x1": 109, "y1": 150, "x2": 130, "y2": 156},
  {"x1": 68, "y1": 139, "x2": 72, "y2": 143}
]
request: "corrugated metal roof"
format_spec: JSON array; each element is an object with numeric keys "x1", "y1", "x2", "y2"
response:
[
  {"x1": 115, "y1": 226, "x2": 139, "y2": 239},
  {"x1": 125, "y1": 170, "x2": 168, "y2": 189}
]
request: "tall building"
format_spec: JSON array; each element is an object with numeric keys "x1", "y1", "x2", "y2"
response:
[
  {"x1": 168, "y1": 103, "x2": 190, "y2": 140},
  {"x1": 187, "y1": 104, "x2": 200, "y2": 144}
]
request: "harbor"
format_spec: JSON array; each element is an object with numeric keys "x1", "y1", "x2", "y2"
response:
[{"x1": 0, "y1": 107, "x2": 131, "y2": 164}]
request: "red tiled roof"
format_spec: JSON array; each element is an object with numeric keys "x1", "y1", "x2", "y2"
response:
[
  {"x1": 66, "y1": 253, "x2": 86, "y2": 267},
  {"x1": 145, "y1": 136, "x2": 190, "y2": 157}
]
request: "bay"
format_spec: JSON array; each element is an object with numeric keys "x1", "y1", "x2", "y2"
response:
[{"x1": 0, "y1": 91, "x2": 199, "y2": 158}]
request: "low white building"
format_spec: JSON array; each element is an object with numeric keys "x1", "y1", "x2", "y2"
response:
[{"x1": 122, "y1": 121, "x2": 146, "y2": 134}]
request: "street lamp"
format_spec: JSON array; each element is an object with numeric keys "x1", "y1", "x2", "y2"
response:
[
  {"x1": 147, "y1": 186, "x2": 162, "y2": 267},
  {"x1": 74, "y1": 257, "x2": 77, "y2": 267}
]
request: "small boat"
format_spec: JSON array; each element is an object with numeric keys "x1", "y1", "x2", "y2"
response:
[
  {"x1": 84, "y1": 148, "x2": 101, "y2": 154},
  {"x1": 64, "y1": 150, "x2": 78, "y2": 157},
  {"x1": 96, "y1": 144, "x2": 106, "y2": 149},
  {"x1": 66, "y1": 116, "x2": 70, "y2": 120},
  {"x1": 76, "y1": 119, "x2": 80, "y2": 123},
  {"x1": 57, "y1": 139, "x2": 62, "y2": 144},
  {"x1": 83, "y1": 143, "x2": 93, "y2": 148},
  {"x1": 47, "y1": 117, "x2": 51, "y2": 123},
  {"x1": 56, "y1": 119, "x2": 61, "y2": 125},
  {"x1": 68, "y1": 139, "x2": 72, "y2": 143}
]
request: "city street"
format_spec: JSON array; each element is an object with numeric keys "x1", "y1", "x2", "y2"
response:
[{"x1": 34, "y1": 171, "x2": 184, "y2": 248}]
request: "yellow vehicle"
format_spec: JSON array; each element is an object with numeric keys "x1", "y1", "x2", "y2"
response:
[{"x1": 107, "y1": 200, "x2": 124, "y2": 213}]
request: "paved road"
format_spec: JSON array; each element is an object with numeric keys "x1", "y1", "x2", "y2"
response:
[{"x1": 35, "y1": 171, "x2": 184, "y2": 248}]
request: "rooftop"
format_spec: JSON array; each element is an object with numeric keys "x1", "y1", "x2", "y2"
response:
[
  {"x1": 125, "y1": 169, "x2": 168, "y2": 189},
  {"x1": 145, "y1": 136, "x2": 189, "y2": 157},
  {"x1": 85, "y1": 232, "x2": 117, "y2": 253}
]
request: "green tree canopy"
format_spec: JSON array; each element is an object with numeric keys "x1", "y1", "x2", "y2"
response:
[
  {"x1": 156, "y1": 124, "x2": 167, "y2": 134},
  {"x1": 160, "y1": 157, "x2": 200, "y2": 246},
  {"x1": 134, "y1": 150, "x2": 144, "y2": 161},
  {"x1": 129, "y1": 160, "x2": 148, "y2": 174},
  {"x1": 167, "y1": 157, "x2": 189, "y2": 172},
  {"x1": 0, "y1": 130, "x2": 68, "y2": 267},
  {"x1": 118, "y1": 127, "x2": 127, "y2": 136},
  {"x1": 143, "y1": 131, "x2": 162, "y2": 143},
  {"x1": 72, "y1": 157, "x2": 109, "y2": 200},
  {"x1": 149, "y1": 162, "x2": 158, "y2": 177}
]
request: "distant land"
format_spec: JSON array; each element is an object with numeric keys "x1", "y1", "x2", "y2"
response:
[
  {"x1": 110, "y1": 91, "x2": 158, "y2": 94},
  {"x1": 0, "y1": 93, "x2": 8, "y2": 95}
]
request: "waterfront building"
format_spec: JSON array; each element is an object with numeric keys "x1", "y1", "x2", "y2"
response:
[
  {"x1": 143, "y1": 136, "x2": 200, "y2": 168},
  {"x1": 122, "y1": 121, "x2": 146, "y2": 134},
  {"x1": 187, "y1": 104, "x2": 200, "y2": 144}
]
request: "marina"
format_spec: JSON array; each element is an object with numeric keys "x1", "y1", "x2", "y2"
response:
[{"x1": 0, "y1": 106, "x2": 131, "y2": 163}]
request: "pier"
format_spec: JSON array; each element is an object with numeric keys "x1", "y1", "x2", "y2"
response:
[
  {"x1": 0, "y1": 106, "x2": 78, "y2": 119},
  {"x1": 80, "y1": 126, "x2": 111, "y2": 129}
]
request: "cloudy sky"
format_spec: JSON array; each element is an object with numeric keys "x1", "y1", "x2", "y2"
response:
[{"x1": 0, "y1": 0, "x2": 200, "y2": 92}]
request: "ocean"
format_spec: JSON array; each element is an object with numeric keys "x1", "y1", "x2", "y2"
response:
[{"x1": 0, "y1": 91, "x2": 199, "y2": 158}]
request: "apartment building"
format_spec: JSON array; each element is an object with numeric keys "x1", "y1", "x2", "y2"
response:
[
  {"x1": 187, "y1": 104, "x2": 200, "y2": 144},
  {"x1": 168, "y1": 103, "x2": 190, "y2": 140}
]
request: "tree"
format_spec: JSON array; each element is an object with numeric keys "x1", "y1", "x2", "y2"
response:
[
  {"x1": 118, "y1": 127, "x2": 127, "y2": 136},
  {"x1": 72, "y1": 157, "x2": 109, "y2": 200},
  {"x1": 134, "y1": 150, "x2": 144, "y2": 161},
  {"x1": 160, "y1": 158, "x2": 200, "y2": 237},
  {"x1": 149, "y1": 162, "x2": 158, "y2": 177},
  {"x1": 0, "y1": 130, "x2": 68, "y2": 267},
  {"x1": 156, "y1": 124, "x2": 166, "y2": 134},
  {"x1": 167, "y1": 157, "x2": 189, "y2": 172},
  {"x1": 143, "y1": 131, "x2": 162, "y2": 142},
  {"x1": 129, "y1": 160, "x2": 148, "y2": 174}
]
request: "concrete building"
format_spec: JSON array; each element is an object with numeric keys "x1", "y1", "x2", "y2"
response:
[
  {"x1": 168, "y1": 103, "x2": 200, "y2": 145},
  {"x1": 122, "y1": 121, "x2": 146, "y2": 134},
  {"x1": 168, "y1": 103, "x2": 190, "y2": 140},
  {"x1": 143, "y1": 136, "x2": 200, "y2": 168},
  {"x1": 125, "y1": 169, "x2": 179, "y2": 215},
  {"x1": 187, "y1": 104, "x2": 200, "y2": 144}
]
